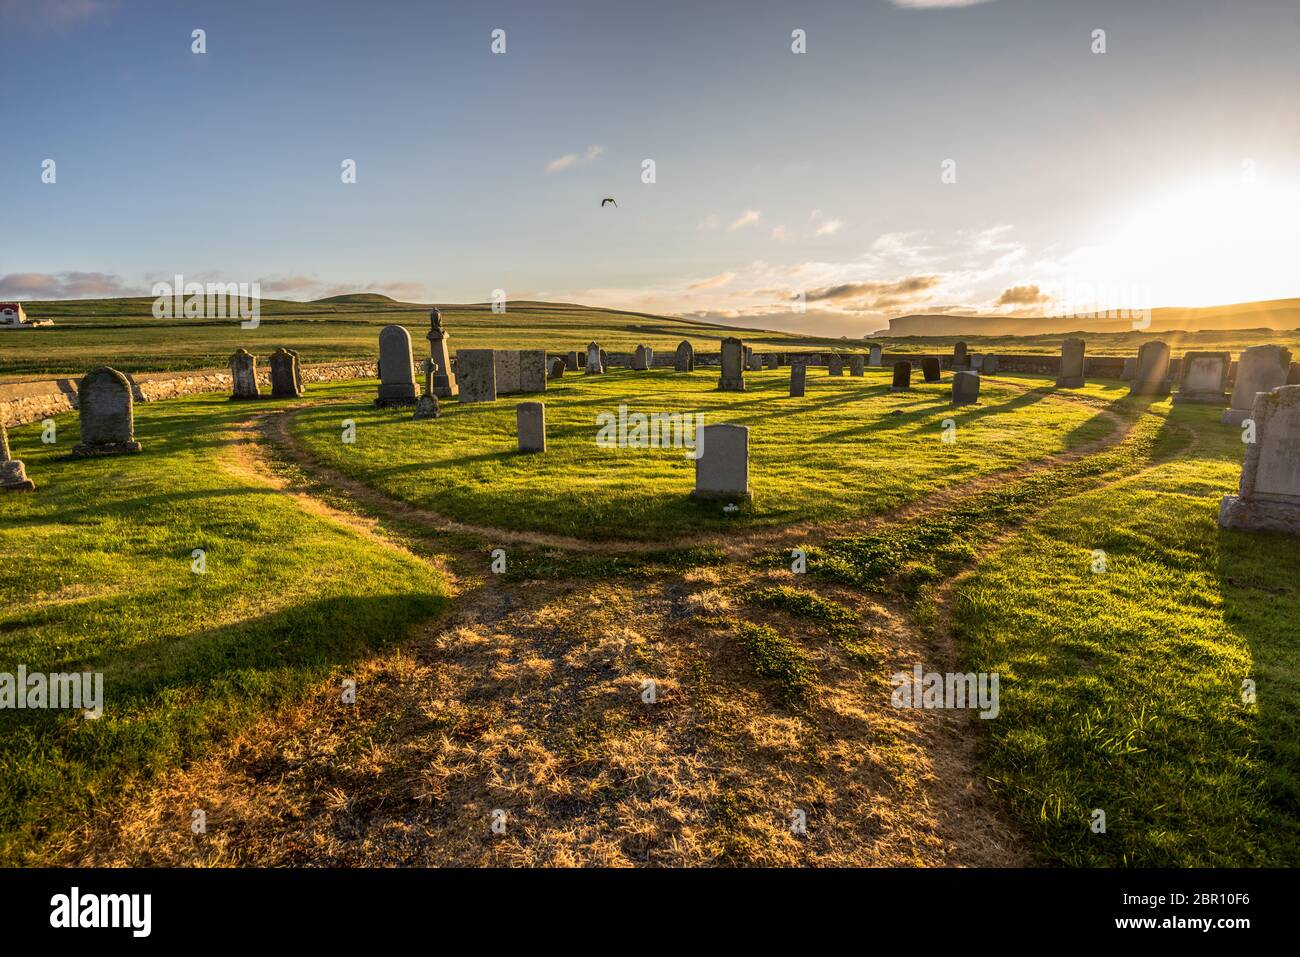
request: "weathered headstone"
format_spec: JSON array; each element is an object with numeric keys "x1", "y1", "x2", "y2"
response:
[
  {"x1": 1223, "y1": 345, "x2": 1292, "y2": 425},
  {"x1": 789, "y1": 364, "x2": 807, "y2": 397},
  {"x1": 517, "y1": 402, "x2": 546, "y2": 453},
  {"x1": 413, "y1": 358, "x2": 441, "y2": 420},
  {"x1": 494, "y1": 350, "x2": 523, "y2": 394},
  {"x1": 519, "y1": 349, "x2": 547, "y2": 393},
  {"x1": 828, "y1": 354, "x2": 845, "y2": 376},
  {"x1": 921, "y1": 357, "x2": 941, "y2": 382},
  {"x1": 1057, "y1": 338, "x2": 1086, "y2": 388},
  {"x1": 675, "y1": 340, "x2": 695, "y2": 372},
  {"x1": 566, "y1": 350, "x2": 580, "y2": 371},
  {"x1": 456, "y1": 349, "x2": 497, "y2": 403},
  {"x1": 426, "y1": 308, "x2": 458, "y2": 398},
  {"x1": 586, "y1": 342, "x2": 603, "y2": 374},
  {"x1": 891, "y1": 361, "x2": 912, "y2": 391},
  {"x1": 599, "y1": 348, "x2": 608, "y2": 369},
  {"x1": 0, "y1": 422, "x2": 35, "y2": 492},
  {"x1": 1120, "y1": 357, "x2": 1138, "y2": 381},
  {"x1": 868, "y1": 345, "x2": 882, "y2": 368},
  {"x1": 718, "y1": 337, "x2": 746, "y2": 391},
  {"x1": 632, "y1": 345, "x2": 653, "y2": 371},
  {"x1": 229, "y1": 348, "x2": 260, "y2": 400},
  {"x1": 849, "y1": 355, "x2": 865, "y2": 376},
  {"x1": 1129, "y1": 341, "x2": 1172, "y2": 396},
  {"x1": 747, "y1": 352, "x2": 763, "y2": 372},
  {"x1": 1219, "y1": 385, "x2": 1300, "y2": 534},
  {"x1": 765, "y1": 353, "x2": 779, "y2": 371},
  {"x1": 1174, "y1": 351, "x2": 1230, "y2": 405},
  {"x1": 951, "y1": 370, "x2": 981, "y2": 406},
  {"x1": 72, "y1": 367, "x2": 143, "y2": 456},
  {"x1": 376, "y1": 325, "x2": 418, "y2": 406},
  {"x1": 692, "y1": 424, "x2": 749, "y2": 500},
  {"x1": 953, "y1": 341, "x2": 969, "y2": 370},
  {"x1": 549, "y1": 356, "x2": 565, "y2": 379},
  {"x1": 981, "y1": 355, "x2": 999, "y2": 375},
  {"x1": 269, "y1": 347, "x2": 302, "y2": 398}
]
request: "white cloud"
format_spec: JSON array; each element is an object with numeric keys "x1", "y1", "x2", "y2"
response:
[
  {"x1": 545, "y1": 144, "x2": 605, "y2": 174},
  {"x1": 687, "y1": 272, "x2": 736, "y2": 291},
  {"x1": 815, "y1": 218, "x2": 845, "y2": 236},
  {"x1": 728, "y1": 210, "x2": 761, "y2": 231}
]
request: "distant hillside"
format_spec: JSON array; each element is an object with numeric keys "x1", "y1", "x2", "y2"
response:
[
  {"x1": 890, "y1": 297, "x2": 1300, "y2": 336},
  {"x1": 312, "y1": 293, "x2": 404, "y2": 305}
]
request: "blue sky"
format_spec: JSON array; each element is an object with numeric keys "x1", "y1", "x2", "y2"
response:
[{"x1": 3, "y1": 0, "x2": 1299, "y2": 335}]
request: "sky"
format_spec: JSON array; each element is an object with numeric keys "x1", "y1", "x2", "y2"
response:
[{"x1": 2, "y1": 0, "x2": 1299, "y2": 336}]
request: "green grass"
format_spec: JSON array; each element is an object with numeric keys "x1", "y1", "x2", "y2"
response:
[
  {"x1": 287, "y1": 370, "x2": 1119, "y2": 542},
  {"x1": 953, "y1": 400, "x2": 1300, "y2": 866},
  {"x1": 729, "y1": 622, "x2": 817, "y2": 707},
  {"x1": 0, "y1": 391, "x2": 450, "y2": 864}
]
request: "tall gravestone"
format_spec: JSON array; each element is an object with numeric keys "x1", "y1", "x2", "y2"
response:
[
  {"x1": 789, "y1": 364, "x2": 807, "y2": 397},
  {"x1": 599, "y1": 348, "x2": 608, "y2": 369},
  {"x1": 376, "y1": 325, "x2": 418, "y2": 407},
  {"x1": 229, "y1": 348, "x2": 260, "y2": 400},
  {"x1": 675, "y1": 340, "x2": 695, "y2": 372},
  {"x1": 72, "y1": 367, "x2": 143, "y2": 456},
  {"x1": 921, "y1": 357, "x2": 941, "y2": 383},
  {"x1": 269, "y1": 347, "x2": 302, "y2": 398},
  {"x1": 951, "y1": 371, "x2": 981, "y2": 407},
  {"x1": 456, "y1": 349, "x2": 497, "y2": 403},
  {"x1": 413, "y1": 358, "x2": 441, "y2": 420},
  {"x1": 849, "y1": 355, "x2": 865, "y2": 376},
  {"x1": 633, "y1": 345, "x2": 653, "y2": 371},
  {"x1": 1219, "y1": 385, "x2": 1300, "y2": 534},
  {"x1": 1057, "y1": 338, "x2": 1086, "y2": 388},
  {"x1": 1174, "y1": 351, "x2": 1230, "y2": 405},
  {"x1": 953, "y1": 341, "x2": 970, "y2": 371},
  {"x1": 0, "y1": 422, "x2": 35, "y2": 492},
  {"x1": 868, "y1": 345, "x2": 882, "y2": 368},
  {"x1": 718, "y1": 337, "x2": 746, "y2": 391},
  {"x1": 828, "y1": 354, "x2": 844, "y2": 376},
  {"x1": 1223, "y1": 345, "x2": 1292, "y2": 425},
  {"x1": 426, "y1": 308, "x2": 458, "y2": 398},
  {"x1": 891, "y1": 361, "x2": 912, "y2": 391},
  {"x1": 692, "y1": 424, "x2": 749, "y2": 501},
  {"x1": 519, "y1": 350, "x2": 547, "y2": 393},
  {"x1": 1129, "y1": 341, "x2": 1172, "y2": 396},
  {"x1": 494, "y1": 350, "x2": 523, "y2": 394},
  {"x1": 566, "y1": 350, "x2": 580, "y2": 371},
  {"x1": 586, "y1": 342, "x2": 603, "y2": 375},
  {"x1": 517, "y1": 402, "x2": 546, "y2": 453}
]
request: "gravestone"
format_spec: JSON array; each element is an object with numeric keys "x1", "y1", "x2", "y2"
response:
[
  {"x1": 72, "y1": 367, "x2": 143, "y2": 456},
  {"x1": 1129, "y1": 341, "x2": 1172, "y2": 396},
  {"x1": 519, "y1": 350, "x2": 547, "y2": 393},
  {"x1": 566, "y1": 351, "x2": 580, "y2": 371},
  {"x1": 426, "y1": 308, "x2": 458, "y2": 398},
  {"x1": 891, "y1": 361, "x2": 912, "y2": 391},
  {"x1": 849, "y1": 355, "x2": 865, "y2": 376},
  {"x1": 1223, "y1": 345, "x2": 1292, "y2": 425},
  {"x1": 675, "y1": 340, "x2": 695, "y2": 372},
  {"x1": 953, "y1": 341, "x2": 970, "y2": 370},
  {"x1": 1057, "y1": 338, "x2": 1086, "y2": 388},
  {"x1": 632, "y1": 345, "x2": 653, "y2": 371},
  {"x1": 456, "y1": 349, "x2": 497, "y2": 403},
  {"x1": 789, "y1": 364, "x2": 807, "y2": 398},
  {"x1": 1174, "y1": 351, "x2": 1230, "y2": 405},
  {"x1": 868, "y1": 345, "x2": 882, "y2": 367},
  {"x1": 1120, "y1": 357, "x2": 1138, "y2": 381},
  {"x1": 951, "y1": 370, "x2": 981, "y2": 407},
  {"x1": 0, "y1": 422, "x2": 35, "y2": 492},
  {"x1": 981, "y1": 355, "x2": 999, "y2": 375},
  {"x1": 376, "y1": 325, "x2": 418, "y2": 406},
  {"x1": 718, "y1": 337, "x2": 746, "y2": 391},
  {"x1": 765, "y1": 353, "x2": 779, "y2": 371},
  {"x1": 747, "y1": 353, "x2": 763, "y2": 372},
  {"x1": 1219, "y1": 385, "x2": 1300, "y2": 534},
  {"x1": 229, "y1": 348, "x2": 260, "y2": 400},
  {"x1": 269, "y1": 347, "x2": 302, "y2": 398},
  {"x1": 921, "y1": 357, "x2": 941, "y2": 383},
  {"x1": 517, "y1": 402, "x2": 546, "y2": 453},
  {"x1": 692, "y1": 423, "x2": 749, "y2": 500},
  {"x1": 549, "y1": 357, "x2": 565, "y2": 379},
  {"x1": 599, "y1": 348, "x2": 608, "y2": 369},
  {"x1": 828, "y1": 354, "x2": 844, "y2": 376},
  {"x1": 586, "y1": 342, "x2": 603, "y2": 375},
  {"x1": 413, "y1": 358, "x2": 441, "y2": 420},
  {"x1": 494, "y1": 350, "x2": 523, "y2": 394}
]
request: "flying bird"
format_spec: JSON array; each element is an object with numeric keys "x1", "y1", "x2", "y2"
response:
[{"x1": 600, "y1": 197, "x2": 617, "y2": 207}]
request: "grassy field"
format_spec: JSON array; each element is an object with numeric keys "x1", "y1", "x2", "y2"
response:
[
  {"x1": 1, "y1": 357, "x2": 1297, "y2": 866},
  {"x1": 285, "y1": 367, "x2": 1117, "y2": 541}
]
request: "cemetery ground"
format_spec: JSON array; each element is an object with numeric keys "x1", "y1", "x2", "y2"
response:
[{"x1": 1, "y1": 365, "x2": 1297, "y2": 866}]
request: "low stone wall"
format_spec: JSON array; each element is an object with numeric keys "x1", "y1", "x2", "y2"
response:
[{"x1": 1, "y1": 361, "x2": 378, "y2": 428}]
